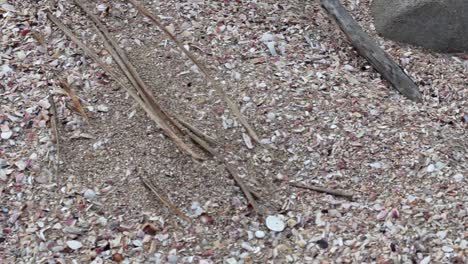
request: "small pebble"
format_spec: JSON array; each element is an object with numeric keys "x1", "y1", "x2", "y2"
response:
[
  {"x1": 442, "y1": 245, "x2": 453, "y2": 253},
  {"x1": 52, "y1": 245, "x2": 65, "y2": 252},
  {"x1": 83, "y1": 189, "x2": 96, "y2": 200},
  {"x1": 275, "y1": 173, "x2": 285, "y2": 181},
  {"x1": 225, "y1": 258, "x2": 237, "y2": 264},
  {"x1": 266, "y1": 112, "x2": 276, "y2": 121},
  {"x1": 241, "y1": 242, "x2": 254, "y2": 251},
  {"x1": 420, "y1": 256, "x2": 431, "y2": 264},
  {"x1": 66, "y1": 240, "x2": 83, "y2": 250},
  {"x1": 1, "y1": 131, "x2": 13, "y2": 140},
  {"x1": 167, "y1": 254, "x2": 178, "y2": 264},
  {"x1": 97, "y1": 105, "x2": 109, "y2": 112},
  {"x1": 459, "y1": 240, "x2": 467, "y2": 249},
  {"x1": 343, "y1": 64, "x2": 355, "y2": 71},
  {"x1": 316, "y1": 239, "x2": 329, "y2": 249},
  {"x1": 287, "y1": 218, "x2": 297, "y2": 228},
  {"x1": 132, "y1": 240, "x2": 143, "y2": 247},
  {"x1": 255, "y1": 230, "x2": 265, "y2": 239},
  {"x1": 427, "y1": 164, "x2": 436, "y2": 173},
  {"x1": 452, "y1": 173, "x2": 463, "y2": 182},
  {"x1": 437, "y1": 230, "x2": 447, "y2": 239},
  {"x1": 98, "y1": 217, "x2": 108, "y2": 226}
]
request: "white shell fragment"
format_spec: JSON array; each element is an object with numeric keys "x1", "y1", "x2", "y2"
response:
[
  {"x1": 242, "y1": 133, "x2": 254, "y2": 149},
  {"x1": 66, "y1": 240, "x2": 83, "y2": 250},
  {"x1": 255, "y1": 230, "x2": 266, "y2": 239},
  {"x1": 265, "y1": 215, "x2": 286, "y2": 232}
]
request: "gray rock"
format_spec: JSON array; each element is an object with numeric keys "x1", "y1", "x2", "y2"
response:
[{"x1": 371, "y1": 0, "x2": 468, "y2": 52}]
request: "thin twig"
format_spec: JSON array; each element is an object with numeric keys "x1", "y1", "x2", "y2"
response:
[
  {"x1": 140, "y1": 175, "x2": 192, "y2": 223},
  {"x1": 48, "y1": 94, "x2": 60, "y2": 180},
  {"x1": 173, "y1": 114, "x2": 217, "y2": 146},
  {"x1": 127, "y1": 0, "x2": 260, "y2": 144},
  {"x1": 290, "y1": 182, "x2": 354, "y2": 200},
  {"x1": 224, "y1": 162, "x2": 264, "y2": 215},
  {"x1": 47, "y1": 11, "x2": 203, "y2": 160}
]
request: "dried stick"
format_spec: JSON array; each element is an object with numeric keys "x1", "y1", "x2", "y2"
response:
[
  {"x1": 140, "y1": 176, "x2": 192, "y2": 223},
  {"x1": 173, "y1": 115, "x2": 217, "y2": 146},
  {"x1": 47, "y1": 11, "x2": 203, "y2": 160},
  {"x1": 48, "y1": 94, "x2": 60, "y2": 179},
  {"x1": 128, "y1": 0, "x2": 260, "y2": 144},
  {"x1": 224, "y1": 162, "x2": 264, "y2": 215},
  {"x1": 290, "y1": 182, "x2": 354, "y2": 200},
  {"x1": 58, "y1": 78, "x2": 89, "y2": 125}
]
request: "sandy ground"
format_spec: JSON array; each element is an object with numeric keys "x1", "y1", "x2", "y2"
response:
[{"x1": 0, "y1": 0, "x2": 466, "y2": 263}]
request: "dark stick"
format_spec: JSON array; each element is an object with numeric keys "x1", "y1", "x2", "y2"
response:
[{"x1": 321, "y1": 0, "x2": 423, "y2": 102}]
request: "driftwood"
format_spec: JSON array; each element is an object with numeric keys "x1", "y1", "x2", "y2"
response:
[
  {"x1": 321, "y1": 0, "x2": 423, "y2": 102},
  {"x1": 290, "y1": 182, "x2": 354, "y2": 200}
]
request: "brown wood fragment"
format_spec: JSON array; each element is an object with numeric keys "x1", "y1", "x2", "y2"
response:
[
  {"x1": 173, "y1": 115, "x2": 218, "y2": 146},
  {"x1": 290, "y1": 182, "x2": 354, "y2": 200},
  {"x1": 320, "y1": 0, "x2": 423, "y2": 102},
  {"x1": 140, "y1": 176, "x2": 192, "y2": 223},
  {"x1": 57, "y1": 78, "x2": 90, "y2": 125},
  {"x1": 48, "y1": 94, "x2": 60, "y2": 179}
]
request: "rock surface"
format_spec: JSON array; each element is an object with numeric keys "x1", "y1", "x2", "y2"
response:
[{"x1": 371, "y1": 0, "x2": 468, "y2": 52}]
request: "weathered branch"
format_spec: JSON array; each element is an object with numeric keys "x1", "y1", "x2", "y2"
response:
[{"x1": 321, "y1": 0, "x2": 423, "y2": 102}]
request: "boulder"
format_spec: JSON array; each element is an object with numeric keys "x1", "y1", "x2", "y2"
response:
[{"x1": 370, "y1": 0, "x2": 468, "y2": 52}]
